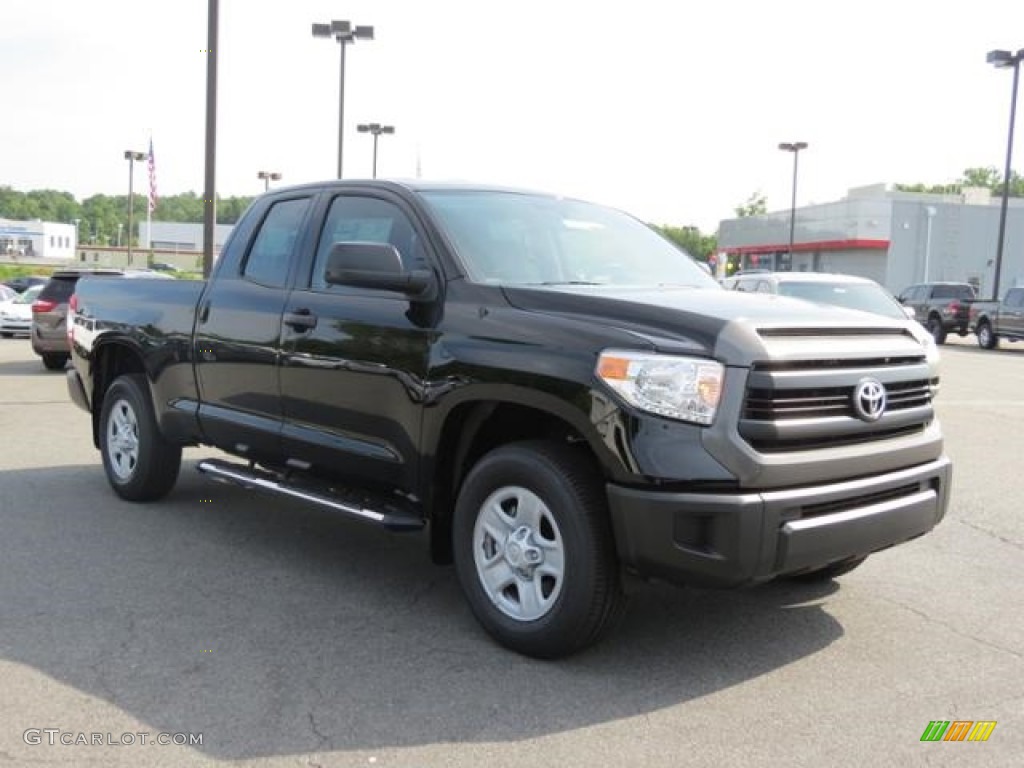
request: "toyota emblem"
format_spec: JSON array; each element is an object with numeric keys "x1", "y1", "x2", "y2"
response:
[{"x1": 852, "y1": 378, "x2": 886, "y2": 422}]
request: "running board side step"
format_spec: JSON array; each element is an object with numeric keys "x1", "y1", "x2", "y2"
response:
[{"x1": 196, "y1": 458, "x2": 424, "y2": 532}]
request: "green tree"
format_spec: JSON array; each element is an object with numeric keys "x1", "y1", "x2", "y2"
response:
[
  {"x1": 652, "y1": 224, "x2": 717, "y2": 260},
  {"x1": 959, "y1": 166, "x2": 1002, "y2": 189},
  {"x1": 0, "y1": 187, "x2": 82, "y2": 223},
  {"x1": 895, "y1": 167, "x2": 1024, "y2": 198},
  {"x1": 1, "y1": 186, "x2": 261, "y2": 249},
  {"x1": 734, "y1": 192, "x2": 767, "y2": 217},
  {"x1": 216, "y1": 195, "x2": 255, "y2": 225},
  {"x1": 80, "y1": 194, "x2": 123, "y2": 245}
]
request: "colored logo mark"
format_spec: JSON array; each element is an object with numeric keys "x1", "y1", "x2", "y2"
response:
[{"x1": 920, "y1": 720, "x2": 996, "y2": 742}]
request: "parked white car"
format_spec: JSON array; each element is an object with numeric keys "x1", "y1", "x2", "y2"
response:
[
  {"x1": 724, "y1": 271, "x2": 915, "y2": 321},
  {"x1": 0, "y1": 283, "x2": 43, "y2": 337}
]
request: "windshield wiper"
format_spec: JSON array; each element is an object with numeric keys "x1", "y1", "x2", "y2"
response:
[{"x1": 528, "y1": 280, "x2": 606, "y2": 286}]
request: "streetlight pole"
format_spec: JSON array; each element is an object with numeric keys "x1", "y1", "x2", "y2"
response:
[
  {"x1": 778, "y1": 142, "x2": 808, "y2": 261},
  {"x1": 257, "y1": 171, "x2": 282, "y2": 191},
  {"x1": 124, "y1": 150, "x2": 145, "y2": 263},
  {"x1": 202, "y1": 0, "x2": 219, "y2": 279},
  {"x1": 357, "y1": 123, "x2": 395, "y2": 178},
  {"x1": 924, "y1": 206, "x2": 937, "y2": 281},
  {"x1": 312, "y1": 20, "x2": 374, "y2": 179},
  {"x1": 986, "y1": 48, "x2": 1023, "y2": 301}
]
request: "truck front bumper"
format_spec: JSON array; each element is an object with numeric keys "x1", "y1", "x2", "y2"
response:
[{"x1": 607, "y1": 456, "x2": 952, "y2": 587}]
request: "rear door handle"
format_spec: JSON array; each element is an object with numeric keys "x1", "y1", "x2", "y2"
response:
[{"x1": 284, "y1": 309, "x2": 317, "y2": 331}]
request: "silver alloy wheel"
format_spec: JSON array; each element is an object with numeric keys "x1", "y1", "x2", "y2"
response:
[
  {"x1": 472, "y1": 485, "x2": 565, "y2": 622},
  {"x1": 105, "y1": 398, "x2": 140, "y2": 480},
  {"x1": 978, "y1": 323, "x2": 992, "y2": 348}
]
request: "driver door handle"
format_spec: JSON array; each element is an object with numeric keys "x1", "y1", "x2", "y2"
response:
[{"x1": 283, "y1": 309, "x2": 317, "y2": 331}]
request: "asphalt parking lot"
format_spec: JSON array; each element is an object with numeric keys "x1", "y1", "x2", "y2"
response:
[{"x1": 0, "y1": 335, "x2": 1021, "y2": 768}]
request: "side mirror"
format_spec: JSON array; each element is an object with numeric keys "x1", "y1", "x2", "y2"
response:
[
  {"x1": 902, "y1": 305, "x2": 917, "y2": 320},
  {"x1": 324, "y1": 242, "x2": 436, "y2": 300}
]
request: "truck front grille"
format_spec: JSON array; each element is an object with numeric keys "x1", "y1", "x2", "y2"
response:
[
  {"x1": 745, "y1": 379, "x2": 934, "y2": 421},
  {"x1": 739, "y1": 344, "x2": 937, "y2": 454}
]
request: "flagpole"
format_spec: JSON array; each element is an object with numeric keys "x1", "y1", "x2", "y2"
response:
[{"x1": 146, "y1": 136, "x2": 155, "y2": 251}]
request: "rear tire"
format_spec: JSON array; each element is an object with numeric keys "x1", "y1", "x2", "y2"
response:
[
  {"x1": 977, "y1": 321, "x2": 998, "y2": 350},
  {"x1": 99, "y1": 374, "x2": 181, "y2": 501},
  {"x1": 926, "y1": 316, "x2": 946, "y2": 345},
  {"x1": 41, "y1": 353, "x2": 69, "y2": 370},
  {"x1": 786, "y1": 555, "x2": 868, "y2": 582},
  {"x1": 453, "y1": 441, "x2": 624, "y2": 658}
]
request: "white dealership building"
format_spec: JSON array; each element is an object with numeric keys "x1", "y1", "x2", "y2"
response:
[{"x1": 0, "y1": 218, "x2": 76, "y2": 262}]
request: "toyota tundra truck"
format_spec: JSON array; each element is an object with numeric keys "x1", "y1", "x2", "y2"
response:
[{"x1": 65, "y1": 181, "x2": 952, "y2": 658}]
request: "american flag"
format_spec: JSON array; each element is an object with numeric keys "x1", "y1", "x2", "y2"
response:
[{"x1": 147, "y1": 138, "x2": 158, "y2": 213}]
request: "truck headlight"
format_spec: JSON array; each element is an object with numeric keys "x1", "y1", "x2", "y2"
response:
[{"x1": 597, "y1": 350, "x2": 724, "y2": 426}]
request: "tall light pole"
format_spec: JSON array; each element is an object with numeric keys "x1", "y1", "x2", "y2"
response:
[
  {"x1": 778, "y1": 142, "x2": 808, "y2": 261},
  {"x1": 257, "y1": 170, "x2": 282, "y2": 191},
  {"x1": 202, "y1": 0, "x2": 219, "y2": 278},
  {"x1": 986, "y1": 48, "x2": 1023, "y2": 301},
  {"x1": 312, "y1": 20, "x2": 374, "y2": 179},
  {"x1": 357, "y1": 123, "x2": 395, "y2": 178},
  {"x1": 124, "y1": 150, "x2": 145, "y2": 262},
  {"x1": 924, "y1": 205, "x2": 937, "y2": 281}
]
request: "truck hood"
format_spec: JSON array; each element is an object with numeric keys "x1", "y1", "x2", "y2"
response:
[{"x1": 502, "y1": 284, "x2": 923, "y2": 363}]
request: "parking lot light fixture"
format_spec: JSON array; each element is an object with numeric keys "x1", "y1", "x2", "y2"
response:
[
  {"x1": 124, "y1": 150, "x2": 146, "y2": 261},
  {"x1": 986, "y1": 47, "x2": 1024, "y2": 301},
  {"x1": 357, "y1": 123, "x2": 395, "y2": 179},
  {"x1": 778, "y1": 142, "x2": 808, "y2": 260},
  {"x1": 257, "y1": 170, "x2": 282, "y2": 192},
  {"x1": 313, "y1": 20, "x2": 375, "y2": 179}
]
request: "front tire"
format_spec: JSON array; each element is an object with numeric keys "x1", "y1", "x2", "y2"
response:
[
  {"x1": 99, "y1": 374, "x2": 181, "y2": 501},
  {"x1": 977, "y1": 321, "x2": 999, "y2": 350},
  {"x1": 926, "y1": 316, "x2": 946, "y2": 345},
  {"x1": 453, "y1": 441, "x2": 624, "y2": 658}
]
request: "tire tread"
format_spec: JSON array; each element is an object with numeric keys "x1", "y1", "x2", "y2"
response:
[{"x1": 453, "y1": 439, "x2": 624, "y2": 658}]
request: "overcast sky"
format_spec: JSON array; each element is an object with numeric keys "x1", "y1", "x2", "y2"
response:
[{"x1": 2, "y1": 0, "x2": 1022, "y2": 231}]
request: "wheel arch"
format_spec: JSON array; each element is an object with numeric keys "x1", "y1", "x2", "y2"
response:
[
  {"x1": 425, "y1": 393, "x2": 609, "y2": 564},
  {"x1": 89, "y1": 340, "x2": 147, "y2": 448}
]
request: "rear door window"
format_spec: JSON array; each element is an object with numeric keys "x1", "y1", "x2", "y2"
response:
[
  {"x1": 242, "y1": 197, "x2": 311, "y2": 288},
  {"x1": 932, "y1": 285, "x2": 973, "y2": 299}
]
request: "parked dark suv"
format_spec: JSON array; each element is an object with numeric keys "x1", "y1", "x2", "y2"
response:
[
  {"x1": 31, "y1": 269, "x2": 173, "y2": 370},
  {"x1": 897, "y1": 282, "x2": 975, "y2": 344}
]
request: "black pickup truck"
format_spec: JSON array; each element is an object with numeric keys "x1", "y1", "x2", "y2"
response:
[
  {"x1": 896, "y1": 282, "x2": 975, "y2": 344},
  {"x1": 67, "y1": 181, "x2": 952, "y2": 657},
  {"x1": 968, "y1": 286, "x2": 1024, "y2": 349}
]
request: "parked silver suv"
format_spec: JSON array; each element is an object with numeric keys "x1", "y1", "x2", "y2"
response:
[{"x1": 32, "y1": 269, "x2": 173, "y2": 370}]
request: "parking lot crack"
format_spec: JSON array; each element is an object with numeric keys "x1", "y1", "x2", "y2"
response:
[
  {"x1": 878, "y1": 595, "x2": 1023, "y2": 660},
  {"x1": 88, "y1": 612, "x2": 139, "y2": 706},
  {"x1": 406, "y1": 577, "x2": 437, "y2": 607},
  {"x1": 306, "y1": 677, "x2": 332, "y2": 763},
  {"x1": 956, "y1": 518, "x2": 1023, "y2": 551}
]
